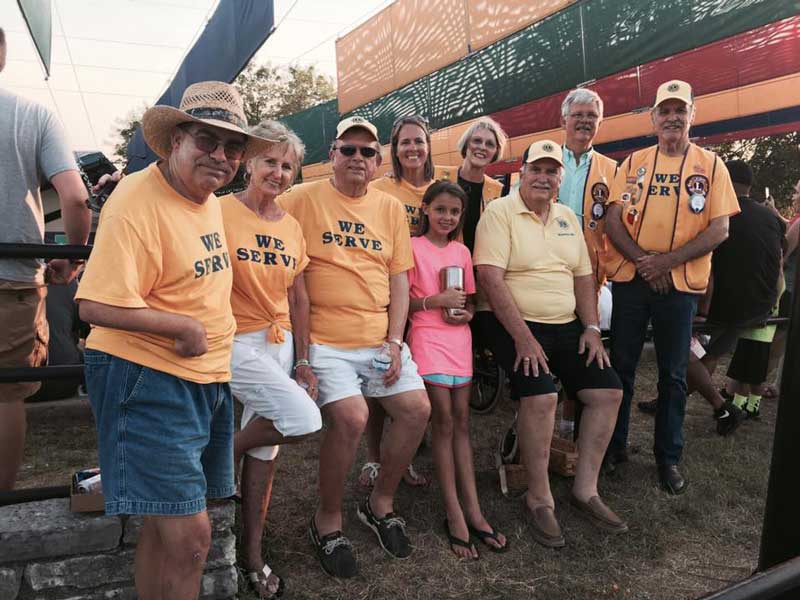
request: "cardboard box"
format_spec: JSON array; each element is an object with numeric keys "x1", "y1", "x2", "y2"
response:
[{"x1": 70, "y1": 470, "x2": 105, "y2": 513}]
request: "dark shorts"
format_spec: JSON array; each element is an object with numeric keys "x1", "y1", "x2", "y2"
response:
[
  {"x1": 703, "y1": 325, "x2": 744, "y2": 358},
  {"x1": 475, "y1": 312, "x2": 621, "y2": 400},
  {"x1": 84, "y1": 350, "x2": 234, "y2": 516},
  {"x1": 0, "y1": 285, "x2": 48, "y2": 402},
  {"x1": 726, "y1": 338, "x2": 770, "y2": 385}
]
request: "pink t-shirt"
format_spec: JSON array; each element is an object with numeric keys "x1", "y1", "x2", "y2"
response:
[{"x1": 407, "y1": 236, "x2": 476, "y2": 376}]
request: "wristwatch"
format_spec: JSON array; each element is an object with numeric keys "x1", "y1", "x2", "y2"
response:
[
  {"x1": 585, "y1": 324, "x2": 602, "y2": 335},
  {"x1": 387, "y1": 337, "x2": 403, "y2": 349}
]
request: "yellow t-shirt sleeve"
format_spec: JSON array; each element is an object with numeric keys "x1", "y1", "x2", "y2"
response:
[
  {"x1": 608, "y1": 156, "x2": 632, "y2": 205},
  {"x1": 297, "y1": 234, "x2": 310, "y2": 273},
  {"x1": 709, "y1": 157, "x2": 741, "y2": 220},
  {"x1": 75, "y1": 214, "x2": 158, "y2": 308},
  {"x1": 388, "y1": 198, "x2": 414, "y2": 275},
  {"x1": 473, "y1": 203, "x2": 510, "y2": 269}
]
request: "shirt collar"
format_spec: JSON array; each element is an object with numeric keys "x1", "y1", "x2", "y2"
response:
[
  {"x1": 562, "y1": 145, "x2": 594, "y2": 167},
  {"x1": 513, "y1": 190, "x2": 557, "y2": 220}
]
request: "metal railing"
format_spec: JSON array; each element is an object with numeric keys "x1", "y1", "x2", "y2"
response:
[{"x1": 1, "y1": 241, "x2": 799, "y2": 599}]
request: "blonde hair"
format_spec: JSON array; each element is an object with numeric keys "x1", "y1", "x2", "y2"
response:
[
  {"x1": 248, "y1": 120, "x2": 305, "y2": 179},
  {"x1": 457, "y1": 117, "x2": 508, "y2": 163}
]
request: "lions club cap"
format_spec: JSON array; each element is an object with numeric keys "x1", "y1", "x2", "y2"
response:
[
  {"x1": 654, "y1": 80, "x2": 694, "y2": 107},
  {"x1": 522, "y1": 140, "x2": 563, "y2": 167},
  {"x1": 335, "y1": 116, "x2": 379, "y2": 141}
]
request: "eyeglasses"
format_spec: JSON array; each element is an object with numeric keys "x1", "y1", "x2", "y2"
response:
[
  {"x1": 568, "y1": 112, "x2": 600, "y2": 121},
  {"x1": 336, "y1": 144, "x2": 379, "y2": 158},
  {"x1": 183, "y1": 128, "x2": 246, "y2": 161}
]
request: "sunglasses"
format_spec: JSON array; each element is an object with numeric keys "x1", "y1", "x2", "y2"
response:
[
  {"x1": 183, "y1": 128, "x2": 246, "y2": 161},
  {"x1": 336, "y1": 144, "x2": 379, "y2": 158}
]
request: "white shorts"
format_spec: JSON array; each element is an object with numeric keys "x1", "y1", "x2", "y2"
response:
[
  {"x1": 309, "y1": 342, "x2": 425, "y2": 408},
  {"x1": 230, "y1": 329, "x2": 322, "y2": 461}
]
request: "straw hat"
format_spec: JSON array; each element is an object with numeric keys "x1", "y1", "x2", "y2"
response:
[{"x1": 142, "y1": 81, "x2": 277, "y2": 160}]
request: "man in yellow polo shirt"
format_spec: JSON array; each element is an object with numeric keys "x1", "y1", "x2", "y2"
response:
[
  {"x1": 604, "y1": 80, "x2": 740, "y2": 495},
  {"x1": 474, "y1": 140, "x2": 626, "y2": 549}
]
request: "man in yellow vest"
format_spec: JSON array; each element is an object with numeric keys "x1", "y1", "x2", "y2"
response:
[
  {"x1": 603, "y1": 80, "x2": 740, "y2": 494},
  {"x1": 558, "y1": 87, "x2": 619, "y2": 288},
  {"x1": 557, "y1": 88, "x2": 619, "y2": 439}
]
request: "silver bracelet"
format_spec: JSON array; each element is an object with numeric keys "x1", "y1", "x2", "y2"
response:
[
  {"x1": 422, "y1": 296, "x2": 429, "y2": 311},
  {"x1": 294, "y1": 358, "x2": 311, "y2": 370},
  {"x1": 585, "y1": 324, "x2": 602, "y2": 335}
]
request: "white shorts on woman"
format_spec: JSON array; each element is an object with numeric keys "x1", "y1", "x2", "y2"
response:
[{"x1": 230, "y1": 329, "x2": 322, "y2": 460}]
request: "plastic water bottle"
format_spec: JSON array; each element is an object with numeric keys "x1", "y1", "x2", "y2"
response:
[{"x1": 366, "y1": 342, "x2": 393, "y2": 397}]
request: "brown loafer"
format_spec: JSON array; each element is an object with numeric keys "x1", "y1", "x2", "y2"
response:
[
  {"x1": 570, "y1": 495, "x2": 628, "y2": 534},
  {"x1": 524, "y1": 504, "x2": 565, "y2": 548}
]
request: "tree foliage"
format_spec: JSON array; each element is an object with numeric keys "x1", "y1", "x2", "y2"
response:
[
  {"x1": 710, "y1": 133, "x2": 800, "y2": 214},
  {"x1": 234, "y1": 62, "x2": 335, "y2": 126},
  {"x1": 108, "y1": 105, "x2": 147, "y2": 166}
]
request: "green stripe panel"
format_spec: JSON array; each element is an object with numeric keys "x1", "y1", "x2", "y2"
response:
[{"x1": 289, "y1": 0, "x2": 799, "y2": 165}]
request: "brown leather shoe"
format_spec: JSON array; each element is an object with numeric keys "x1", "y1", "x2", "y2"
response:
[
  {"x1": 570, "y1": 495, "x2": 628, "y2": 534},
  {"x1": 525, "y1": 504, "x2": 565, "y2": 548}
]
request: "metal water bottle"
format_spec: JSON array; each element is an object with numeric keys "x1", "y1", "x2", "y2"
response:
[{"x1": 439, "y1": 266, "x2": 465, "y2": 318}]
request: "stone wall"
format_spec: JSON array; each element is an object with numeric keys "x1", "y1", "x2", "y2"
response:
[{"x1": 0, "y1": 499, "x2": 237, "y2": 599}]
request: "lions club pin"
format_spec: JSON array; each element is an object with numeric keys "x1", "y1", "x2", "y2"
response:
[
  {"x1": 685, "y1": 174, "x2": 709, "y2": 214},
  {"x1": 626, "y1": 208, "x2": 639, "y2": 225}
]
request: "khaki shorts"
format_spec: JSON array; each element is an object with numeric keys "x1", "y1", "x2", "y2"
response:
[{"x1": 0, "y1": 285, "x2": 48, "y2": 402}]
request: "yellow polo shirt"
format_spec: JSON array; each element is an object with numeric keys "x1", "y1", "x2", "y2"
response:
[{"x1": 473, "y1": 191, "x2": 592, "y2": 324}]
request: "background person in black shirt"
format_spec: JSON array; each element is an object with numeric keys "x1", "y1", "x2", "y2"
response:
[{"x1": 689, "y1": 160, "x2": 785, "y2": 434}]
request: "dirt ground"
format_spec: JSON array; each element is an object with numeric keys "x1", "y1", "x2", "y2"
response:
[{"x1": 18, "y1": 356, "x2": 775, "y2": 599}]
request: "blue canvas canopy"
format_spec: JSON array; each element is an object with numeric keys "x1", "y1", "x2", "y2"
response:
[{"x1": 126, "y1": 0, "x2": 275, "y2": 173}]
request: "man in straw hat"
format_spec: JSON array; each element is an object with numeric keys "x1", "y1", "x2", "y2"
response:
[
  {"x1": 603, "y1": 80, "x2": 740, "y2": 494},
  {"x1": 76, "y1": 81, "x2": 275, "y2": 599},
  {"x1": 280, "y1": 116, "x2": 430, "y2": 577},
  {"x1": 474, "y1": 140, "x2": 626, "y2": 548}
]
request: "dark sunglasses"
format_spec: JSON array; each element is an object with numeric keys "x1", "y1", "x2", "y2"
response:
[
  {"x1": 336, "y1": 144, "x2": 379, "y2": 158},
  {"x1": 183, "y1": 128, "x2": 246, "y2": 161}
]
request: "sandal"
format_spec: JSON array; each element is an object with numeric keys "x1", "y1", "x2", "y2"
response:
[
  {"x1": 444, "y1": 519, "x2": 478, "y2": 559},
  {"x1": 246, "y1": 563, "x2": 284, "y2": 599},
  {"x1": 402, "y1": 463, "x2": 428, "y2": 487},
  {"x1": 467, "y1": 523, "x2": 510, "y2": 553},
  {"x1": 359, "y1": 462, "x2": 380, "y2": 487}
]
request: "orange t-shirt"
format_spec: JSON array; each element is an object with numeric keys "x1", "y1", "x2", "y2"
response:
[
  {"x1": 278, "y1": 179, "x2": 414, "y2": 348},
  {"x1": 369, "y1": 176, "x2": 429, "y2": 235},
  {"x1": 635, "y1": 154, "x2": 682, "y2": 254},
  {"x1": 220, "y1": 194, "x2": 309, "y2": 339},
  {"x1": 75, "y1": 163, "x2": 236, "y2": 383}
]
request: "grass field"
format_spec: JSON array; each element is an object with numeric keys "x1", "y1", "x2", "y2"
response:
[{"x1": 18, "y1": 357, "x2": 776, "y2": 599}]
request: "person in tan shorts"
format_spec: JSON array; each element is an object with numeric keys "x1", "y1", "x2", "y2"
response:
[{"x1": 0, "y1": 27, "x2": 91, "y2": 491}]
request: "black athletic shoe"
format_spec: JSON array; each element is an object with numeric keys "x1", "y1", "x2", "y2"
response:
[
  {"x1": 308, "y1": 518, "x2": 358, "y2": 578},
  {"x1": 715, "y1": 401, "x2": 744, "y2": 436},
  {"x1": 743, "y1": 405, "x2": 761, "y2": 420},
  {"x1": 356, "y1": 496, "x2": 412, "y2": 559},
  {"x1": 719, "y1": 388, "x2": 733, "y2": 402}
]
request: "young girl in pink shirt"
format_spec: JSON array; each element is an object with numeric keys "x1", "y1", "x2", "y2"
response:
[{"x1": 407, "y1": 180, "x2": 508, "y2": 558}]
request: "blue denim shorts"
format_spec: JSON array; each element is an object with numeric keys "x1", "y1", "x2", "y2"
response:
[{"x1": 84, "y1": 349, "x2": 234, "y2": 516}]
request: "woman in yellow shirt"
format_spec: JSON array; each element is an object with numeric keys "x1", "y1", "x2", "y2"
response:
[
  {"x1": 221, "y1": 120, "x2": 322, "y2": 598},
  {"x1": 369, "y1": 115, "x2": 437, "y2": 236}
]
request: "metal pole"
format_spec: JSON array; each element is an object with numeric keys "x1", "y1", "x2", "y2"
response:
[
  {"x1": 700, "y1": 556, "x2": 800, "y2": 600},
  {"x1": 0, "y1": 243, "x2": 91, "y2": 260},
  {"x1": 758, "y1": 264, "x2": 800, "y2": 584}
]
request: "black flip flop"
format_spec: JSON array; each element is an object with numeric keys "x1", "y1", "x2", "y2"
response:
[
  {"x1": 444, "y1": 519, "x2": 479, "y2": 560},
  {"x1": 468, "y1": 523, "x2": 510, "y2": 553}
]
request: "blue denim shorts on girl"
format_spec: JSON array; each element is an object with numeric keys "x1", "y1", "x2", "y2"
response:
[
  {"x1": 421, "y1": 373, "x2": 472, "y2": 389},
  {"x1": 84, "y1": 349, "x2": 235, "y2": 516}
]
